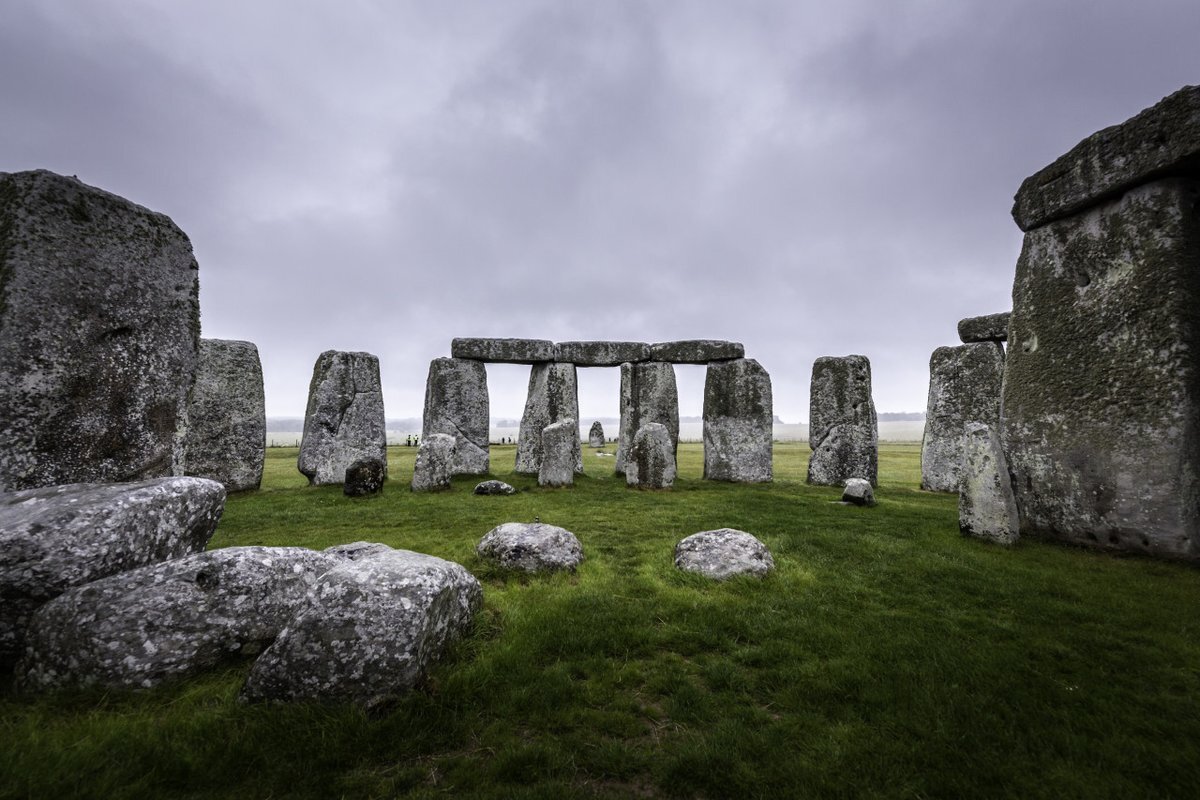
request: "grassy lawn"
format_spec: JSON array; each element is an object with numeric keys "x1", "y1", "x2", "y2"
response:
[{"x1": 2, "y1": 442, "x2": 1199, "y2": 798}]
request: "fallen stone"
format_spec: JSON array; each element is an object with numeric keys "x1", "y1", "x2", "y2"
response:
[
  {"x1": 240, "y1": 548, "x2": 482, "y2": 706},
  {"x1": 674, "y1": 529, "x2": 774, "y2": 580},
  {"x1": 703, "y1": 359, "x2": 772, "y2": 483},
  {"x1": 451, "y1": 338, "x2": 555, "y2": 363},
  {"x1": 626, "y1": 422, "x2": 676, "y2": 489},
  {"x1": 588, "y1": 420, "x2": 605, "y2": 448},
  {"x1": 344, "y1": 459, "x2": 385, "y2": 497},
  {"x1": 921, "y1": 343, "x2": 1004, "y2": 492},
  {"x1": 473, "y1": 479, "x2": 516, "y2": 495},
  {"x1": 808, "y1": 355, "x2": 877, "y2": 487},
  {"x1": 421, "y1": 358, "x2": 489, "y2": 475},
  {"x1": 616, "y1": 361, "x2": 678, "y2": 475},
  {"x1": 648, "y1": 340, "x2": 744, "y2": 364},
  {"x1": 298, "y1": 351, "x2": 387, "y2": 486},
  {"x1": 1012, "y1": 85, "x2": 1200, "y2": 231},
  {"x1": 15, "y1": 546, "x2": 339, "y2": 691},
  {"x1": 515, "y1": 363, "x2": 581, "y2": 474},
  {"x1": 554, "y1": 341, "x2": 649, "y2": 366},
  {"x1": 0, "y1": 170, "x2": 200, "y2": 491},
  {"x1": 841, "y1": 478, "x2": 876, "y2": 507},
  {"x1": 412, "y1": 433, "x2": 457, "y2": 492},
  {"x1": 959, "y1": 423, "x2": 1019, "y2": 545},
  {"x1": 182, "y1": 339, "x2": 266, "y2": 492},
  {"x1": 957, "y1": 312, "x2": 1011, "y2": 344},
  {"x1": 538, "y1": 419, "x2": 578, "y2": 487},
  {"x1": 476, "y1": 522, "x2": 584, "y2": 572}
]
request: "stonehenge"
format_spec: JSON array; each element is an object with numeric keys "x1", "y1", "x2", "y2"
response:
[
  {"x1": 297, "y1": 350, "x2": 387, "y2": 486},
  {"x1": 807, "y1": 355, "x2": 877, "y2": 487},
  {"x1": 182, "y1": 339, "x2": 266, "y2": 492}
]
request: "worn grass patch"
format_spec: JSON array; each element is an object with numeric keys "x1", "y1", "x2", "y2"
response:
[{"x1": 2, "y1": 442, "x2": 1199, "y2": 798}]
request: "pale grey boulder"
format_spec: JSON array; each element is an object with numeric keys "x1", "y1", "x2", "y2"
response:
[
  {"x1": 538, "y1": 419, "x2": 578, "y2": 488},
  {"x1": 921, "y1": 343, "x2": 1004, "y2": 492},
  {"x1": 554, "y1": 341, "x2": 649, "y2": 366},
  {"x1": 515, "y1": 362, "x2": 581, "y2": 474},
  {"x1": 0, "y1": 170, "x2": 200, "y2": 492},
  {"x1": 703, "y1": 359, "x2": 772, "y2": 483},
  {"x1": 411, "y1": 433, "x2": 457, "y2": 492},
  {"x1": 588, "y1": 421, "x2": 606, "y2": 448},
  {"x1": 674, "y1": 529, "x2": 774, "y2": 580},
  {"x1": 297, "y1": 350, "x2": 387, "y2": 486},
  {"x1": 841, "y1": 478, "x2": 876, "y2": 507},
  {"x1": 807, "y1": 355, "x2": 877, "y2": 487},
  {"x1": 182, "y1": 339, "x2": 266, "y2": 492},
  {"x1": 421, "y1": 358, "x2": 489, "y2": 475},
  {"x1": 239, "y1": 548, "x2": 482, "y2": 706},
  {"x1": 626, "y1": 422, "x2": 676, "y2": 489},
  {"x1": 616, "y1": 361, "x2": 678, "y2": 476},
  {"x1": 648, "y1": 340, "x2": 744, "y2": 364},
  {"x1": 957, "y1": 313, "x2": 1011, "y2": 344},
  {"x1": 959, "y1": 423, "x2": 1019, "y2": 545},
  {"x1": 476, "y1": 522, "x2": 583, "y2": 572},
  {"x1": 473, "y1": 480, "x2": 516, "y2": 496},
  {"x1": 15, "y1": 546, "x2": 339, "y2": 692},
  {"x1": 451, "y1": 338, "x2": 554, "y2": 363}
]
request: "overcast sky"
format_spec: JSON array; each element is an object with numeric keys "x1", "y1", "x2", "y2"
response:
[{"x1": 3, "y1": 1, "x2": 1197, "y2": 421}]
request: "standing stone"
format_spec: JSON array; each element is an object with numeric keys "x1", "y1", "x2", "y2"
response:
[
  {"x1": 344, "y1": 459, "x2": 385, "y2": 497},
  {"x1": 0, "y1": 170, "x2": 200, "y2": 492},
  {"x1": 626, "y1": 422, "x2": 676, "y2": 489},
  {"x1": 807, "y1": 355, "x2": 877, "y2": 487},
  {"x1": 588, "y1": 421, "x2": 605, "y2": 448},
  {"x1": 411, "y1": 433, "x2": 456, "y2": 492},
  {"x1": 182, "y1": 339, "x2": 266, "y2": 492},
  {"x1": 958, "y1": 312, "x2": 1011, "y2": 344},
  {"x1": 515, "y1": 362, "x2": 581, "y2": 474},
  {"x1": 920, "y1": 343, "x2": 1004, "y2": 492},
  {"x1": 538, "y1": 419, "x2": 578, "y2": 487},
  {"x1": 421, "y1": 358, "x2": 489, "y2": 475},
  {"x1": 616, "y1": 362, "x2": 679, "y2": 475},
  {"x1": 297, "y1": 351, "x2": 387, "y2": 486},
  {"x1": 703, "y1": 359, "x2": 772, "y2": 483},
  {"x1": 959, "y1": 423, "x2": 1019, "y2": 545}
]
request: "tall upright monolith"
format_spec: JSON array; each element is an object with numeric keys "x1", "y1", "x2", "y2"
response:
[
  {"x1": 515, "y1": 362, "x2": 581, "y2": 474},
  {"x1": 421, "y1": 358, "x2": 489, "y2": 475},
  {"x1": 921, "y1": 343, "x2": 1004, "y2": 492},
  {"x1": 703, "y1": 358, "x2": 772, "y2": 483},
  {"x1": 298, "y1": 351, "x2": 387, "y2": 486},
  {"x1": 616, "y1": 361, "x2": 679, "y2": 476},
  {"x1": 807, "y1": 355, "x2": 877, "y2": 487},
  {"x1": 182, "y1": 339, "x2": 266, "y2": 492}
]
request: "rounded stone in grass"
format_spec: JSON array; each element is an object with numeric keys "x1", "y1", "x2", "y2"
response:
[
  {"x1": 473, "y1": 480, "x2": 516, "y2": 495},
  {"x1": 841, "y1": 478, "x2": 876, "y2": 507},
  {"x1": 674, "y1": 528, "x2": 774, "y2": 580},
  {"x1": 476, "y1": 522, "x2": 584, "y2": 573}
]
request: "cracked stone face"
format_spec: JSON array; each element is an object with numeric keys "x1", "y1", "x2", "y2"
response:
[
  {"x1": 422, "y1": 358, "x2": 489, "y2": 475},
  {"x1": 515, "y1": 363, "x2": 581, "y2": 475},
  {"x1": 920, "y1": 343, "x2": 1004, "y2": 492},
  {"x1": 807, "y1": 355, "x2": 877, "y2": 487},
  {"x1": 297, "y1": 351, "x2": 387, "y2": 486},
  {"x1": 181, "y1": 339, "x2": 266, "y2": 492},
  {"x1": 616, "y1": 361, "x2": 678, "y2": 476},
  {"x1": 538, "y1": 419, "x2": 578, "y2": 487},
  {"x1": 702, "y1": 359, "x2": 772, "y2": 483},
  {"x1": 411, "y1": 433, "x2": 456, "y2": 492},
  {"x1": 959, "y1": 423, "x2": 1019, "y2": 545}
]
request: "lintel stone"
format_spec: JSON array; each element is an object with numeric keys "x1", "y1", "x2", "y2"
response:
[
  {"x1": 957, "y1": 312, "x2": 1010, "y2": 344},
  {"x1": 451, "y1": 338, "x2": 555, "y2": 363},
  {"x1": 554, "y1": 341, "x2": 649, "y2": 366},
  {"x1": 648, "y1": 340, "x2": 744, "y2": 364}
]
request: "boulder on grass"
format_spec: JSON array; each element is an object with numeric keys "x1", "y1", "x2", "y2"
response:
[
  {"x1": 476, "y1": 522, "x2": 584, "y2": 573},
  {"x1": 473, "y1": 480, "x2": 516, "y2": 496},
  {"x1": 841, "y1": 478, "x2": 876, "y2": 507},
  {"x1": 674, "y1": 529, "x2": 774, "y2": 580},
  {"x1": 344, "y1": 459, "x2": 385, "y2": 497},
  {"x1": 538, "y1": 419, "x2": 578, "y2": 487}
]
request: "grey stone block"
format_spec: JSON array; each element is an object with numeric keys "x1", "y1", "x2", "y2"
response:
[
  {"x1": 515, "y1": 363, "x2": 581, "y2": 474},
  {"x1": 182, "y1": 339, "x2": 265, "y2": 492},
  {"x1": 807, "y1": 355, "x2": 877, "y2": 487},
  {"x1": 422, "y1": 357, "x2": 489, "y2": 475},
  {"x1": 921, "y1": 343, "x2": 1004, "y2": 492},
  {"x1": 703, "y1": 359, "x2": 772, "y2": 483},
  {"x1": 554, "y1": 341, "x2": 649, "y2": 366},
  {"x1": 297, "y1": 351, "x2": 386, "y2": 486},
  {"x1": 451, "y1": 338, "x2": 555, "y2": 363},
  {"x1": 616, "y1": 362, "x2": 678, "y2": 476},
  {"x1": 648, "y1": 340, "x2": 744, "y2": 364},
  {"x1": 957, "y1": 312, "x2": 1011, "y2": 343}
]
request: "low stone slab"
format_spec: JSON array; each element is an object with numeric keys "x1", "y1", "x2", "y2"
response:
[
  {"x1": 808, "y1": 355, "x2": 877, "y2": 487},
  {"x1": 240, "y1": 548, "x2": 482, "y2": 706},
  {"x1": 957, "y1": 312, "x2": 1010, "y2": 344},
  {"x1": 451, "y1": 338, "x2": 555, "y2": 363},
  {"x1": 1013, "y1": 85, "x2": 1200, "y2": 231},
  {"x1": 538, "y1": 419, "x2": 578, "y2": 487},
  {"x1": 626, "y1": 422, "x2": 676, "y2": 489},
  {"x1": 298, "y1": 351, "x2": 387, "y2": 486},
  {"x1": 16, "y1": 546, "x2": 340, "y2": 691},
  {"x1": 554, "y1": 341, "x2": 649, "y2": 366},
  {"x1": 959, "y1": 424, "x2": 1019, "y2": 545},
  {"x1": 588, "y1": 421, "x2": 605, "y2": 448},
  {"x1": 344, "y1": 459, "x2": 385, "y2": 497},
  {"x1": 476, "y1": 522, "x2": 584, "y2": 572},
  {"x1": 648, "y1": 340, "x2": 744, "y2": 364},
  {"x1": 473, "y1": 480, "x2": 516, "y2": 495},
  {"x1": 182, "y1": 339, "x2": 266, "y2": 492},
  {"x1": 841, "y1": 478, "x2": 876, "y2": 507},
  {"x1": 412, "y1": 433, "x2": 456, "y2": 492},
  {"x1": 674, "y1": 529, "x2": 774, "y2": 580}
]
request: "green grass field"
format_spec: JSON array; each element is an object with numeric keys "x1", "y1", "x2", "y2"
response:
[{"x1": 3, "y1": 443, "x2": 1199, "y2": 799}]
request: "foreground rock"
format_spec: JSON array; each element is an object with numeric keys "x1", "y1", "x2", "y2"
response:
[
  {"x1": 538, "y1": 419, "x2": 578, "y2": 487},
  {"x1": 421, "y1": 358, "x2": 489, "y2": 475},
  {"x1": 451, "y1": 338, "x2": 554, "y2": 363},
  {"x1": 626, "y1": 423, "x2": 676, "y2": 489},
  {"x1": 473, "y1": 480, "x2": 516, "y2": 495},
  {"x1": 957, "y1": 312, "x2": 1010, "y2": 344},
  {"x1": 476, "y1": 522, "x2": 584, "y2": 572},
  {"x1": 674, "y1": 529, "x2": 774, "y2": 580},
  {"x1": 298, "y1": 351, "x2": 387, "y2": 486},
  {"x1": 182, "y1": 339, "x2": 266, "y2": 492},
  {"x1": 0, "y1": 170, "x2": 200, "y2": 492},
  {"x1": 344, "y1": 459, "x2": 385, "y2": 497},
  {"x1": 648, "y1": 340, "x2": 744, "y2": 363},
  {"x1": 808, "y1": 355, "x2": 877, "y2": 487},
  {"x1": 515, "y1": 363, "x2": 581, "y2": 474},
  {"x1": 588, "y1": 421, "x2": 605, "y2": 448},
  {"x1": 959, "y1": 424, "x2": 1019, "y2": 545},
  {"x1": 240, "y1": 548, "x2": 482, "y2": 706},
  {"x1": 616, "y1": 361, "x2": 678, "y2": 475},
  {"x1": 16, "y1": 547, "x2": 338, "y2": 691},
  {"x1": 554, "y1": 341, "x2": 649, "y2": 366},
  {"x1": 412, "y1": 433, "x2": 456, "y2": 492},
  {"x1": 703, "y1": 359, "x2": 772, "y2": 483},
  {"x1": 841, "y1": 478, "x2": 876, "y2": 507},
  {"x1": 921, "y1": 343, "x2": 1004, "y2": 492}
]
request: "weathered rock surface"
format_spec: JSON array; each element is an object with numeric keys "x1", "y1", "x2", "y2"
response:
[
  {"x1": 808, "y1": 355, "x2": 877, "y2": 487},
  {"x1": 957, "y1": 312, "x2": 1011, "y2": 344},
  {"x1": 473, "y1": 479, "x2": 516, "y2": 496},
  {"x1": 476, "y1": 522, "x2": 583, "y2": 572},
  {"x1": 959, "y1": 423, "x2": 1019, "y2": 545},
  {"x1": 616, "y1": 361, "x2": 679, "y2": 475},
  {"x1": 841, "y1": 478, "x2": 876, "y2": 507},
  {"x1": 588, "y1": 421, "x2": 605, "y2": 448},
  {"x1": 421, "y1": 358, "x2": 489, "y2": 475},
  {"x1": 1003, "y1": 176, "x2": 1200, "y2": 559},
  {"x1": 297, "y1": 351, "x2": 387, "y2": 486},
  {"x1": 451, "y1": 338, "x2": 555, "y2": 363},
  {"x1": 344, "y1": 459, "x2": 385, "y2": 497},
  {"x1": 182, "y1": 339, "x2": 265, "y2": 492},
  {"x1": 538, "y1": 419, "x2": 578, "y2": 487},
  {"x1": 240, "y1": 548, "x2": 482, "y2": 706},
  {"x1": 674, "y1": 529, "x2": 774, "y2": 580},
  {"x1": 703, "y1": 359, "x2": 772, "y2": 483},
  {"x1": 0, "y1": 170, "x2": 200, "y2": 491},
  {"x1": 411, "y1": 433, "x2": 456, "y2": 492},
  {"x1": 921, "y1": 343, "x2": 1004, "y2": 492},
  {"x1": 626, "y1": 423, "x2": 676, "y2": 489},
  {"x1": 515, "y1": 363, "x2": 581, "y2": 474},
  {"x1": 1012, "y1": 85, "x2": 1200, "y2": 231},
  {"x1": 554, "y1": 341, "x2": 649, "y2": 366},
  {"x1": 648, "y1": 340, "x2": 744, "y2": 364},
  {"x1": 16, "y1": 546, "x2": 338, "y2": 691}
]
